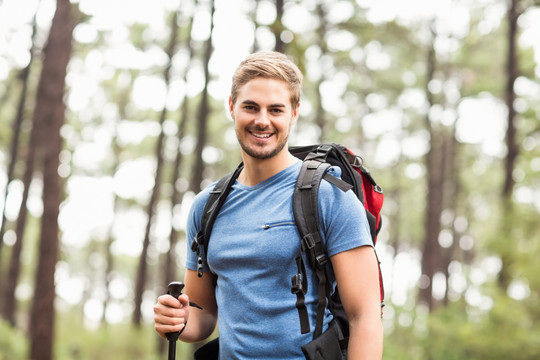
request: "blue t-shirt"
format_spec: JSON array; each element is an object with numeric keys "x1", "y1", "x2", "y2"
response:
[{"x1": 185, "y1": 160, "x2": 372, "y2": 359}]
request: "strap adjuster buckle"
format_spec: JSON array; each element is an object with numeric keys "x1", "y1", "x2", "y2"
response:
[
  {"x1": 316, "y1": 145, "x2": 332, "y2": 155},
  {"x1": 302, "y1": 234, "x2": 316, "y2": 250},
  {"x1": 291, "y1": 273, "x2": 304, "y2": 294},
  {"x1": 315, "y1": 254, "x2": 328, "y2": 268}
]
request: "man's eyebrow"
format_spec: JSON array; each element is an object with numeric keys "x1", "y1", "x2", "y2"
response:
[
  {"x1": 241, "y1": 100, "x2": 259, "y2": 106},
  {"x1": 268, "y1": 103, "x2": 286, "y2": 108},
  {"x1": 240, "y1": 100, "x2": 286, "y2": 108}
]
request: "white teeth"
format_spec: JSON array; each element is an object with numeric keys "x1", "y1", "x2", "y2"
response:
[{"x1": 252, "y1": 133, "x2": 271, "y2": 139}]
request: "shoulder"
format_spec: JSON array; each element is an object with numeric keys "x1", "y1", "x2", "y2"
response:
[
  {"x1": 317, "y1": 166, "x2": 368, "y2": 227},
  {"x1": 318, "y1": 166, "x2": 355, "y2": 202},
  {"x1": 193, "y1": 182, "x2": 216, "y2": 207},
  {"x1": 187, "y1": 181, "x2": 218, "y2": 230}
]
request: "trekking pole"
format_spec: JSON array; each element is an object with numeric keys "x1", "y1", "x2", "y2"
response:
[{"x1": 166, "y1": 281, "x2": 185, "y2": 360}]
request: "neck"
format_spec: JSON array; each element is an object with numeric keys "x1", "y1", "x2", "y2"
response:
[{"x1": 238, "y1": 149, "x2": 296, "y2": 186}]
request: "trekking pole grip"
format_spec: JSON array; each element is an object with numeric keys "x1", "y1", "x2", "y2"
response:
[{"x1": 166, "y1": 281, "x2": 185, "y2": 342}]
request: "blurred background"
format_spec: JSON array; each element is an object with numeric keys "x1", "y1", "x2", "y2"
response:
[{"x1": 0, "y1": 0, "x2": 539, "y2": 359}]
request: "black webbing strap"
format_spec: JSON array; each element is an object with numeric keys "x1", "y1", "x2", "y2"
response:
[
  {"x1": 191, "y1": 164, "x2": 243, "y2": 277},
  {"x1": 313, "y1": 256, "x2": 330, "y2": 338},
  {"x1": 291, "y1": 254, "x2": 310, "y2": 334},
  {"x1": 323, "y1": 172, "x2": 353, "y2": 192},
  {"x1": 293, "y1": 156, "x2": 334, "y2": 338}
]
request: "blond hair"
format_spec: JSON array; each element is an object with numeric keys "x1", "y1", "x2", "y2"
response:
[{"x1": 230, "y1": 51, "x2": 303, "y2": 108}]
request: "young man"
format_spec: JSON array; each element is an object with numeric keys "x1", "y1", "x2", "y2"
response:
[{"x1": 154, "y1": 51, "x2": 383, "y2": 359}]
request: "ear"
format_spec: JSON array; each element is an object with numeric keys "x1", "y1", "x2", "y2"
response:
[
  {"x1": 291, "y1": 102, "x2": 300, "y2": 126},
  {"x1": 228, "y1": 96, "x2": 235, "y2": 120}
]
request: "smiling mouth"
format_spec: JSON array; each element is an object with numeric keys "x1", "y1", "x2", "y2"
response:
[{"x1": 250, "y1": 131, "x2": 273, "y2": 139}]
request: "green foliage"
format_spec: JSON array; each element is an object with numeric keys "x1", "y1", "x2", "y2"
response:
[
  {"x1": 0, "y1": 320, "x2": 28, "y2": 360},
  {"x1": 53, "y1": 311, "x2": 195, "y2": 360},
  {"x1": 385, "y1": 292, "x2": 540, "y2": 360},
  {"x1": 424, "y1": 294, "x2": 540, "y2": 360},
  {"x1": 383, "y1": 317, "x2": 426, "y2": 360}
]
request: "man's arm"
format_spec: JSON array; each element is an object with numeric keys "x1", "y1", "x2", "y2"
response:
[
  {"x1": 331, "y1": 245, "x2": 383, "y2": 360},
  {"x1": 154, "y1": 269, "x2": 218, "y2": 343}
]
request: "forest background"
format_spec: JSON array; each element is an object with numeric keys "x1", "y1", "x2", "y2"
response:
[{"x1": 0, "y1": 0, "x2": 539, "y2": 359}]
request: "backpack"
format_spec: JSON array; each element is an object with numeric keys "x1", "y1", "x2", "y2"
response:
[{"x1": 190, "y1": 143, "x2": 384, "y2": 354}]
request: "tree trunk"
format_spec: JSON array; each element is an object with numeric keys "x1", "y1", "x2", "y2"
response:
[
  {"x1": 418, "y1": 22, "x2": 445, "y2": 311},
  {"x1": 314, "y1": 0, "x2": 328, "y2": 142},
  {"x1": 502, "y1": 0, "x2": 519, "y2": 199},
  {"x1": 28, "y1": 1, "x2": 75, "y2": 359},
  {"x1": 190, "y1": 0, "x2": 215, "y2": 193},
  {"x1": 250, "y1": 0, "x2": 260, "y2": 52},
  {"x1": 442, "y1": 130, "x2": 459, "y2": 306},
  {"x1": 2, "y1": 92, "x2": 39, "y2": 324},
  {"x1": 420, "y1": 131, "x2": 447, "y2": 311},
  {"x1": 165, "y1": 116, "x2": 189, "y2": 284},
  {"x1": 164, "y1": 4, "x2": 196, "y2": 289},
  {"x1": 498, "y1": 0, "x2": 520, "y2": 290},
  {"x1": 133, "y1": 8, "x2": 181, "y2": 326},
  {"x1": 0, "y1": 2, "x2": 40, "y2": 282},
  {"x1": 273, "y1": 0, "x2": 285, "y2": 52}
]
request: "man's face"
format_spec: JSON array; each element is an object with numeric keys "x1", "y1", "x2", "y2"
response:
[{"x1": 229, "y1": 78, "x2": 299, "y2": 161}]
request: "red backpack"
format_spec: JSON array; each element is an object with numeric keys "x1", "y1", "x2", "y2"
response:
[{"x1": 288, "y1": 144, "x2": 384, "y2": 338}]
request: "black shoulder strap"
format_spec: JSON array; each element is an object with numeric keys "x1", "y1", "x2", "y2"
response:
[
  {"x1": 191, "y1": 163, "x2": 243, "y2": 277},
  {"x1": 292, "y1": 144, "x2": 352, "y2": 338},
  {"x1": 292, "y1": 148, "x2": 353, "y2": 338},
  {"x1": 293, "y1": 158, "x2": 330, "y2": 338}
]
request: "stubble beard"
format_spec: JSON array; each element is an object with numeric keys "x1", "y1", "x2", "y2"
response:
[{"x1": 237, "y1": 126, "x2": 289, "y2": 160}]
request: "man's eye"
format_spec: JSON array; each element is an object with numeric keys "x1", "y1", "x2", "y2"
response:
[{"x1": 244, "y1": 105, "x2": 257, "y2": 111}]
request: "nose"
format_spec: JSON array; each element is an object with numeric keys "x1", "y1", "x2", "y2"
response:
[{"x1": 254, "y1": 109, "x2": 271, "y2": 126}]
